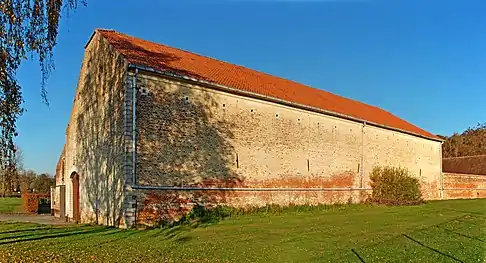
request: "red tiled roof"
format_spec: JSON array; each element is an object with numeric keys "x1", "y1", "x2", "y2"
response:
[{"x1": 96, "y1": 29, "x2": 440, "y2": 141}]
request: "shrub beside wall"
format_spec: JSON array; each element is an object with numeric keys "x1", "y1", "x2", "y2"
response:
[{"x1": 368, "y1": 166, "x2": 424, "y2": 205}]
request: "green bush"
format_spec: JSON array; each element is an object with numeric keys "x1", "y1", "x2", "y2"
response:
[{"x1": 369, "y1": 166, "x2": 424, "y2": 206}]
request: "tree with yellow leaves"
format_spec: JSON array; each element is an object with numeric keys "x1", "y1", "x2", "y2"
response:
[{"x1": 0, "y1": 0, "x2": 85, "y2": 173}]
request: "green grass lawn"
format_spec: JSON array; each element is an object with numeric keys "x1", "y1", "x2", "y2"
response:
[
  {"x1": 1, "y1": 199, "x2": 486, "y2": 262},
  {"x1": 0, "y1": 197, "x2": 22, "y2": 213}
]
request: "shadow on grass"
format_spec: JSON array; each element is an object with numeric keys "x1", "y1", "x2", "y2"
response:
[
  {"x1": 437, "y1": 226, "x2": 486, "y2": 243},
  {"x1": 0, "y1": 226, "x2": 53, "y2": 235},
  {"x1": 341, "y1": 213, "x2": 485, "y2": 262},
  {"x1": 155, "y1": 225, "x2": 197, "y2": 242},
  {"x1": 92, "y1": 229, "x2": 143, "y2": 246},
  {"x1": 0, "y1": 227, "x2": 114, "y2": 246},
  {"x1": 402, "y1": 234, "x2": 464, "y2": 262},
  {"x1": 351, "y1": 249, "x2": 366, "y2": 262}
]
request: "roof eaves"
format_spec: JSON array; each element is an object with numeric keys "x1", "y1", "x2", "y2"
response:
[{"x1": 128, "y1": 63, "x2": 443, "y2": 143}]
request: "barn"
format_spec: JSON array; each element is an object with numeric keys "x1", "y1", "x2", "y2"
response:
[{"x1": 52, "y1": 29, "x2": 443, "y2": 227}]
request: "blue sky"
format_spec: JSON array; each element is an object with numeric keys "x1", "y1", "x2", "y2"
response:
[{"x1": 16, "y1": 0, "x2": 486, "y2": 174}]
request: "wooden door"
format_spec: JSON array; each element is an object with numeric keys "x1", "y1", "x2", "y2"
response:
[{"x1": 71, "y1": 173, "x2": 80, "y2": 223}]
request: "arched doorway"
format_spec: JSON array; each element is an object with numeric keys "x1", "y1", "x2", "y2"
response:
[{"x1": 70, "y1": 172, "x2": 80, "y2": 223}]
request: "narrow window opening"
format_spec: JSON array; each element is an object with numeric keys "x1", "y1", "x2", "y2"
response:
[
  {"x1": 307, "y1": 159, "x2": 310, "y2": 172},
  {"x1": 357, "y1": 163, "x2": 360, "y2": 173},
  {"x1": 251, "y1": 109, "x2": 254, "y2": 112},
  {"x1": 236, "y1": 154, "x2": 239, "y2": 168},
  {"x1": 222, "y1": 103, "x2": 225, "y2": 107},
  {"x1": 276, "y1": 113, "x2": 279, "y2": 118}
]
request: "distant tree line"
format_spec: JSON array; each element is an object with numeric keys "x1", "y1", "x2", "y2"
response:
[
  {"x1": 0, "y1": 146, "x2": 55, "y2": 197},
  {"x1": 439, "y1": 122, "x2": 486, "y2": 158}
]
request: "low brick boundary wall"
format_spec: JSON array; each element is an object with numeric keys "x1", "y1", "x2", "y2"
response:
[{"x1": 443, "y1": 172, "x2": 486, "y2": 199}]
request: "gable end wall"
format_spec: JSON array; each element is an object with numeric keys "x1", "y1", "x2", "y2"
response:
[{"x1": 57, "y1": 32, "x2": 129, "y2": 226}]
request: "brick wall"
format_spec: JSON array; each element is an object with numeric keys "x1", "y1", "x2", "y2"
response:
[
  {"x1": 131, "y1": 72, "x2": 442, "y2": 223},
  {"x1": 443, "y1": 172, "x2": 486, "y2": 199}
]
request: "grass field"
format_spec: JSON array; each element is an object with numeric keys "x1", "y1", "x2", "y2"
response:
[
  {"x1": 0, "y1": 197, "x2": 22, "y2": 213},
  {"x1": 1, "y1": 199, "x2": 486, "y2": 262}
]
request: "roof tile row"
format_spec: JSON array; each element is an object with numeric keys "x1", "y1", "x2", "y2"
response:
[{"x1": 97, "y1": 29, "x2": 439, "y2": 141}]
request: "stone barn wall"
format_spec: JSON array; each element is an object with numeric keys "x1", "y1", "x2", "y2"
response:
[
  {"x1": 57, "y1": 32, "x2": 128, "y2": 226},
  {"x1": 52, "y1": 150, "x2": 65, "y2": 217},
  {"x1": 128, "y1": 71, "x2": 442, "y2": 224}
]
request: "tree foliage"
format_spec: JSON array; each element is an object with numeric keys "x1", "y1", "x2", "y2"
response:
[
  {"x1": 31, "y1": 172, "x2": 54, "y2": 193},
  {"x1": 19, "y1": 169, "x2": 35, "y2": 194},
  {"x1": 0, "y1": 143, "x2": 22, "y2": 196},
  {"x1": 0, "y1": 0, "x2": 85, "y2": 171},
  {"x1": 441, "y1": 122, "x2": 486, "y2": 158}
]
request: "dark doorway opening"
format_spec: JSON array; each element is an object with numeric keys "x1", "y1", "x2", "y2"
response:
[{"x1": 70, "y1": 172, "x2": 80, "y2": 223}]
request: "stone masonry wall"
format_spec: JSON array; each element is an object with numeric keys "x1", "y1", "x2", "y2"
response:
[
  {"x1": 52, "y1": 148, "x2": 65, "y2": 216},
  {"x1": 60, "y1": 32, "x2": 128, "y2": 226},
  {"x1": 132, "y1": 72, "x2": 442, "y2": 223},
  {"x1": 55, "y1": 146, "x2": 65, "y2": 186},
  {"x1": 443, "y1": 172, "x2": 486, "y2": 199}
]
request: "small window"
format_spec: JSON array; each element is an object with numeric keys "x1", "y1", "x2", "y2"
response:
[{"x1": 222, "y1": 103, "x2": 225, "y2": 108}]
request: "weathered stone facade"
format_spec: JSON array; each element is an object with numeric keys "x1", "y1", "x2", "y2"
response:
[
  {"x1": 132, "y1": 72, "x2": 442, "y2": 215},
  {"x1": 56, "y1": 30, "x2": 445, "y2": 228},
  {"x1": 55, "y1": 32, "x2": 128, "y2": 226}
]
